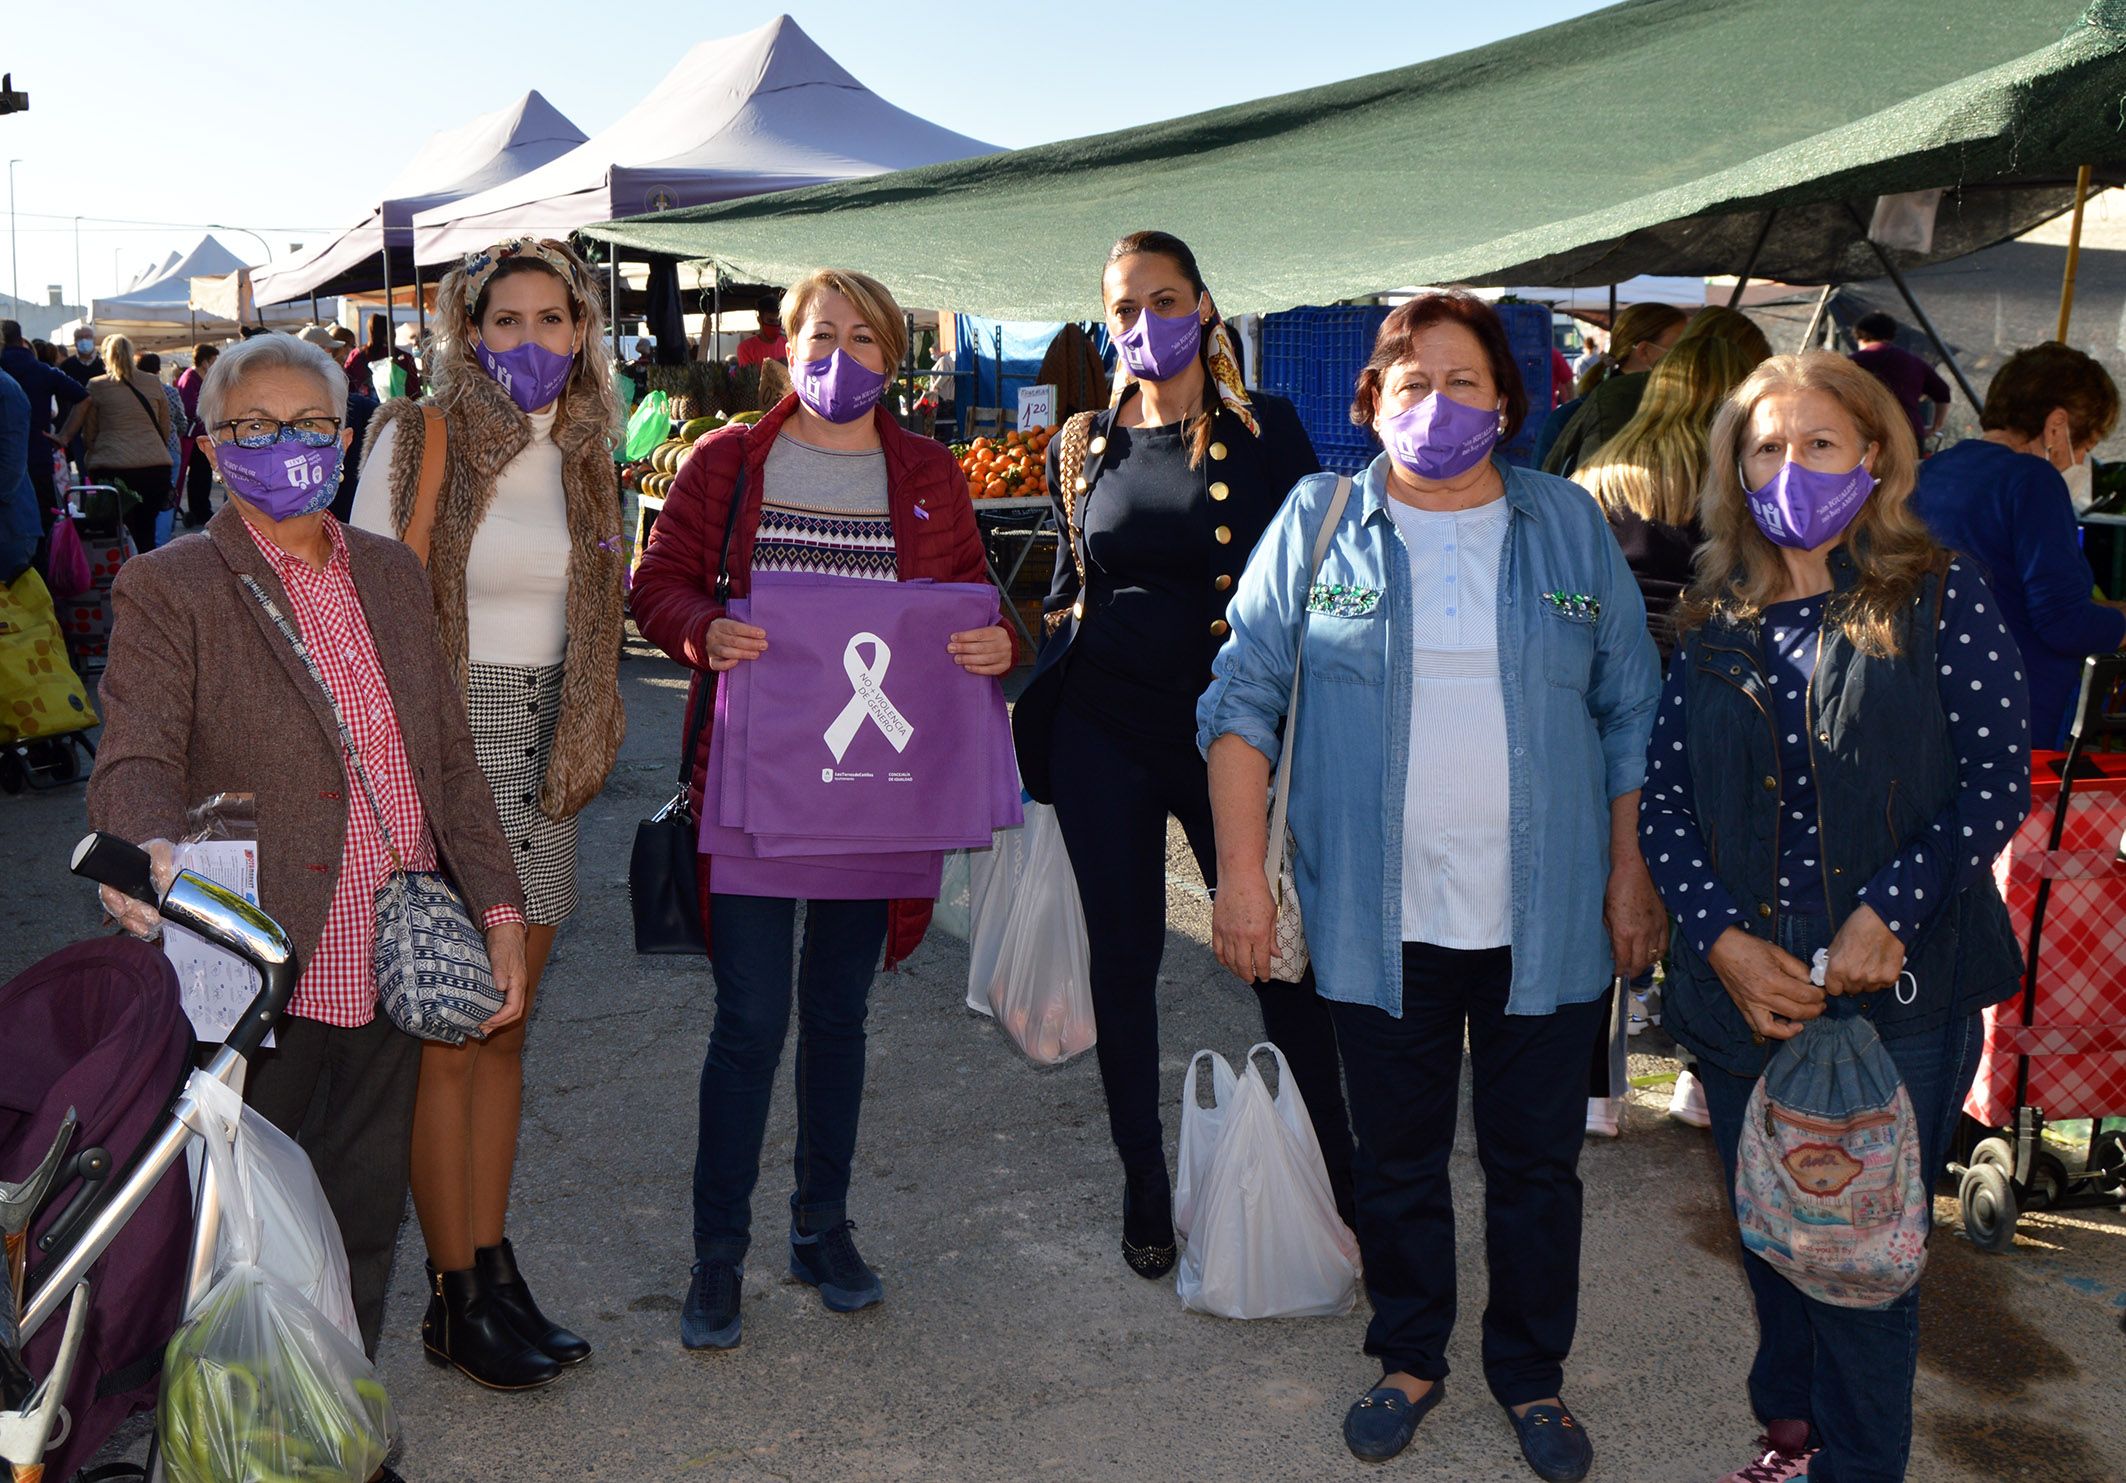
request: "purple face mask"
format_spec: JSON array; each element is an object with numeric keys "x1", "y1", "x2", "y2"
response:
[
  {"x1": 1381, "y1": 392, "x2": 1501, "y2": 481},
  {"x1": 1115, "y1": 303, "x2": 1204, "y2": 383},
  {"x1": 476, "y1": 337, "x2": 574, "y2": 413},
  {"x1": 1743, "y1": 458, "x2": 1876, "y2": 550},
  {"x1": 795, "y1": 348, "x2": 889, "y2": 424},
  {"x1": 215, "y1": 437, "x2": 343, "y2": 521}
]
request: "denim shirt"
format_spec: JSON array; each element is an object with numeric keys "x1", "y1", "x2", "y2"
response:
[{"x1": 1197, "y1": 455, "x2": 1660, "y2": 1018}]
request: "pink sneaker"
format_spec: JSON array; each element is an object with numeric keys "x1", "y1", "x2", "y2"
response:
[{"x1": 1714, "y1": 1420, "x2": 1816, "y2": 1482}]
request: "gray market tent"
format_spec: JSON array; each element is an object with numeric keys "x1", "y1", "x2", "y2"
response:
[
  {"x1": 252, "y1": 92, "x2": 586, "y2": 305},
  {"x1": 89, "y1": 236, "x2": 248, "y2": 324},
  {"x1": 581, "y1": 0, "x2": 2125, "y2": 322},
  {"x1": 412, "y1": 14, "x2": 998, "y2": 265},
  {"x1": 82, "y1": 236, "x2": 323, "y2": 350}
]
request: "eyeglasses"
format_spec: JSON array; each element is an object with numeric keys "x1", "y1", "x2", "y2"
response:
[{"x1": 210, "y1": 418, "x2": 343, "y2": 449}]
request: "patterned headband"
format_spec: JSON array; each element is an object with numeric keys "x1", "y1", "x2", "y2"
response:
[{"x1": 458, "y1": 237, "x2": 583, "y2": 314}]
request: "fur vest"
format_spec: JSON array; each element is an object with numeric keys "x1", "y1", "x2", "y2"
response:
[{"x1": 370, "y1": 371, "x2": 624, "y2": 818}]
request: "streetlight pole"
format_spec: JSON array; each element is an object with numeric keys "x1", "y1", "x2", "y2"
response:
[
  {"x1": 73, "y1": 216, "x2": 81, "y2": 316},
  {"x1": 7, "y1": 160, "x2": 20, "y2": 310}
]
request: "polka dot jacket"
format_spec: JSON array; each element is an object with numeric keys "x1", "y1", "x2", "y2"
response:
[{"x1": 1641, "y1": 558, "x2": 2032, "y2": 960}]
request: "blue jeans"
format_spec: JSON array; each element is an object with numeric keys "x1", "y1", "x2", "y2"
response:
[
  {"x1": 1698, "y1": 913, "x2": 1984, "y2": 1483},
  {"x1": 692, "y1": 894, "x2": 889, "y2": 1264}
]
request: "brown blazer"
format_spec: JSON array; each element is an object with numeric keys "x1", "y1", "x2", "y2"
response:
[{"x1": 87, "y1": 505, "x2": 525, "y2": 974}]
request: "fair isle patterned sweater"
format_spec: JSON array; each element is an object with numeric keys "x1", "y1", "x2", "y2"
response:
[{"x1": 754, "y1": 432, "x2": 896, "y2": 581}]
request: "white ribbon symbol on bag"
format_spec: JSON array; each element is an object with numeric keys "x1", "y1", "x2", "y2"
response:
[{"x1": 822, "y1": 632, "x2": 915, "y2": 764}]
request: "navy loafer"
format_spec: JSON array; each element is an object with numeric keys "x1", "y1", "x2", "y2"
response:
[
  {"x1": 1506, "y1": 1401, "x2": 1593, "y2": 1482},
  {"x1": 1343, "y1": 1379, "x2": 1445, "y2": 1462}
]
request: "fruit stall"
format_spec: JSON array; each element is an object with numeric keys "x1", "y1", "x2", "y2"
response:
[{"x1": 953, "y1": 427, "x2": 1058, "y2": 652}]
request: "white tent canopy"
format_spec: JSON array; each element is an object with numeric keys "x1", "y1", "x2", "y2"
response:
[
  {"x1": 412, "y1": 14, "x2": 998, "y2": 265},
  {"x1": 253, "y1": 91, "x2": 586, "y2": 305},
  {"x1": 91, "y1": 236, "x2": 249, "y2": 321}
]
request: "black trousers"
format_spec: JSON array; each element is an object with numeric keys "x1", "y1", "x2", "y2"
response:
[
  {"x1": 1047, "y1": 699, "x2": 1354, "y2": 1217},
  {"x1": 1331, "y1": 943, "x2": 1605, "y2": 1407},
  {"x1": 183, "y1": 442, "x2": 214, "y2": 525},
  {"x1": 242, "y1": 1012, "x2": 422, "y2": 1359}
]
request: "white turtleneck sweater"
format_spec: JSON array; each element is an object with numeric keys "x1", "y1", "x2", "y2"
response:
[{"x1": 351, "y1": 405, "x2": 571, "y2": 667}]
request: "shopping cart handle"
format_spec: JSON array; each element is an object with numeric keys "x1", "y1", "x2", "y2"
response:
[{"x1": 69, "y1": 831, "x2": 159, "y2": 907}]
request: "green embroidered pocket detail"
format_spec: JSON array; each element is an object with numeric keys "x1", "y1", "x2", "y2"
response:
[
  {"x1": 1306, "y1": 582, "x2": 1381, "y2": 617},
  {"x1": 1541, "y1": 590, "x2": 1601, "y2": 623}
]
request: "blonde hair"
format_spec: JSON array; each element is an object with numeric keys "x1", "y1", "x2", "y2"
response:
[
  {"x1": 1576, "y1": 302, "x2": 1687, "y2": 398},
  {"x1": 429, "y1": 239, "x2": 619, "y2": 444},
  {"x1": 1576, "y1": 338, "x2": 1757, "y2": 527},
  {"x1": 783, "y1": 268, "x2": 909, "y2": 375},
  {"x1": 1675, "y1": 304, "x2": 1773, "y2": 366},
  {"x1": 1678, "y1": 352, "x2": 1938, "y2": 658},
  {"x1": 100, "y1": 334, "x2": 136, "y2": 386}
]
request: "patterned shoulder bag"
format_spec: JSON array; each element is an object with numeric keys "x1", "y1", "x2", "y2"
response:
[
  {"x1": 241, "y1": 574, "x2": 504, "y2": 1044},
  {"x1": 1266, "y1": 475, "x2": 1355, "y2": 981}
]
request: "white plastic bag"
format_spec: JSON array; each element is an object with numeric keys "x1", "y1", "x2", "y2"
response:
[
  {"x1": 1174, "y1": 1043, "x2": 1360, "y2": 1319},
  {"x1": 933, "y1": 849, "x2": 975, "y2": 942},
  {"x1": 981, "y1": 803, "x2": 1095, "y2": 1064},
  {"x1": 160, "y1": 1073, "x2": 395, "y2": 1483},
  {"x1": 965, "y1": 821, "x2": 1032, "y2": 1016}
]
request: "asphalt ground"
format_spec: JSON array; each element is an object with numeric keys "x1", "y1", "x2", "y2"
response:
[{"x1": 6, "y1": 628, "x2": 2122, "y2": 1482}]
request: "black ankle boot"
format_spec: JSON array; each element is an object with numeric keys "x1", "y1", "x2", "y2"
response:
[
  {"x1": 422, "y1": 1264, "x2": 561, "y2": 1390},
  {"x1": 1121, "y1": 1167, "x2": 1176, "y2": 1280},
  {"x1": 475, "y1": 1239, "x2": 591, "y2": 1366}
]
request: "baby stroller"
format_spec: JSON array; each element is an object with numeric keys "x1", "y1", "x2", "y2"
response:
[{"x1": 0, "y1": 834, "x2": 300, "y2": 1481}]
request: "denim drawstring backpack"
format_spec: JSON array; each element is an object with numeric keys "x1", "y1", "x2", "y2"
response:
[{"x1": 1734, "y1": 956, "x2": 1928, "y2": 1308}]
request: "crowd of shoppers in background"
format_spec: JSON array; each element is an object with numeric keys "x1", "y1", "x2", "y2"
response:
[{"x1": 9, "y1": 226, "x2": 2119, "y2": 1483}]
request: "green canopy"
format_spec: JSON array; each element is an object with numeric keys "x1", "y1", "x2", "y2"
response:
[{"x1": 582, "y1": 0, "x2": 2124, "y2": 319}]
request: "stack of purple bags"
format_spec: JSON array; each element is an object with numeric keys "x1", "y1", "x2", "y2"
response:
[{"x1": 701, "y1": 571, "x2": 1023, "y2": 900}]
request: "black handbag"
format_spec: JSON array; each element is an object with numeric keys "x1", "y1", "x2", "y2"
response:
[{"x1": 629, "y1": 457, "x2": 744, "y2": 954}]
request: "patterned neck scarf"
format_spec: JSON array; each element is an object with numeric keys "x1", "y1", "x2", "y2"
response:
[{"x1": 1109, "y1": 318, "x2": 1259, "y2": 438}]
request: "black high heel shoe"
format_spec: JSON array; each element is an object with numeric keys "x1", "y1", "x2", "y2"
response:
[
  {"x1": 1121, "y1": 1167, "x2": 1176, "y2": 1280},
  {"x1": 476, "y1": 1239, "x2": 591, "y2": 1366}
]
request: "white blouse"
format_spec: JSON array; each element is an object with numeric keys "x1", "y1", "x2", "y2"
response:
[
  {"x1": 350, "y1": 406, "x2": 570, "y2": 668},
  {"x1": 1384, "y1": 494, "x2": 1512, "y2": 950}
]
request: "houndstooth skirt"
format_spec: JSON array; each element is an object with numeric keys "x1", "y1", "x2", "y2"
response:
[{"x1": 465, "y1": 661, "x2": 577, "y2": 925}]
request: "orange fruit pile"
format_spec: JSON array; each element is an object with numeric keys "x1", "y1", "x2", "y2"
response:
[{"x1": 957, "y1": 427, "x2": 1054, "y2": 502}]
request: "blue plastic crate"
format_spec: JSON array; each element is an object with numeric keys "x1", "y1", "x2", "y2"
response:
[
  {"x1": 1494, "y1": 301, "x2": 1556, "y2": 468},
  {"x1": 1260, "y1": 305, "x2": 1393, "y2": 464}
]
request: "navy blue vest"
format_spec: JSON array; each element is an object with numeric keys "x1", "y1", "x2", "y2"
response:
[{"x1": 1664, "y1": 549, "x2": 2023, "y2": 1075}]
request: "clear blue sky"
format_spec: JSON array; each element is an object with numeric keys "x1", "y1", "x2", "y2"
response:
[{"x1": 0, "y1": 0, "x2": 1610, "y2": 309}]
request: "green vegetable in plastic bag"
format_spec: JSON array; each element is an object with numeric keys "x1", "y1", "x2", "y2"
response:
[{"x1": 158, "y1": 1266, "x2": 394, "y2": 1483}]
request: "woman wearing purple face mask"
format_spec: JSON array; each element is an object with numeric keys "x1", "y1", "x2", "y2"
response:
[
  {"x1": 1007, "y1": 230, "x2": 1355, "y2": 1287},
  {"x1": 349, "y1": 236, "x2": 625, "y2": 1391},
  {"x1": 1202, "y1": 290, "x2": 1663, "y2": 1477},
  {"x1": 630, "y1": 266, "x2": 1016, "y2": 1356},
  {"x1": 1643, "y1": 354, "x2": 2030, "y2": 1483},
  {"x1": 88, "y1": 332, "x2": 530, "y2": 1381}
]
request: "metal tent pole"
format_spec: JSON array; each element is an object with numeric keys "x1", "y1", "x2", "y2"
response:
[
  {"x1": 610, "y1": 254, "x2": 620, "y2": 365},
  {"x1": 414, "y1": 263, "x2": 426, "y2": 340},
  {"x1": 1797, "y1": 284, "x2": 1835, "y2": 352},
  {"x1": 2057, "y1": 164, "x2": 2094, "y2": 343},
  {"x1": 1726, "y1": 209, "x2": 1779, "y2": 309},
  {"x1": 1845, "y1": 202, "x2": 1981, "y2": 412}
]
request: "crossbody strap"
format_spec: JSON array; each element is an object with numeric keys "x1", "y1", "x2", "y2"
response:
[
  {"x1": 1048, "y1": 411, "x2": 1098, "y2": 631},
  {"x1": 121, "y1": 378, "x2": 165, "y2": 439},
  {"x1": 1266, "y1": 475, "x2": 1355, "y2": 884},
  {"x1": 239, "y1": 574, "x2": 405, "y2": 871}
]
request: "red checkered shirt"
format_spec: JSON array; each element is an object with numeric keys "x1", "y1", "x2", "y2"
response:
[{"x1": 243, "y1": 517, "x2": 520, "y2": 1025}]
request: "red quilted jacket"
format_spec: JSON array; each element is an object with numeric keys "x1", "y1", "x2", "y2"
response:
[{"x1": 630, "y1": 395, "x2": 1012, "y2": 967}]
